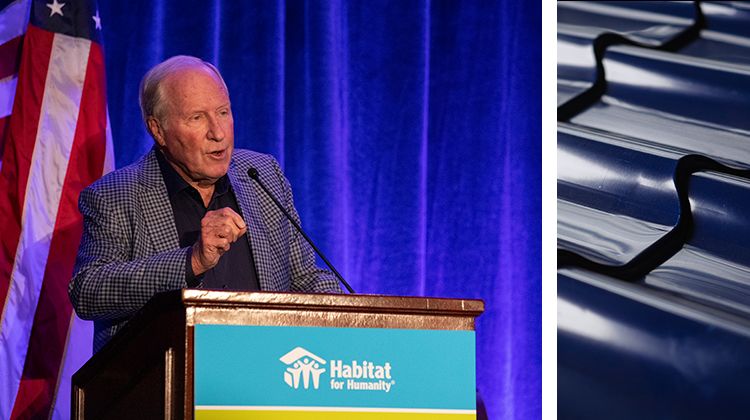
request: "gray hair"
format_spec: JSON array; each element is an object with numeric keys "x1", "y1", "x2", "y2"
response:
[{"x1": 138, "y1": 55, "x2": 229, "y2": 132}]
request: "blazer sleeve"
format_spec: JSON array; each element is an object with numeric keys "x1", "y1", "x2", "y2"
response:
[
  {"x1": 268, "y1": 158, "x2": 343, "y2": 294},
  {"x1": 68, "y1": 185, "x2": 189, "y2": 320}
]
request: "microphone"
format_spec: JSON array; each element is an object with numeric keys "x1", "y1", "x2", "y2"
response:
[{"x1": 247, "y1": 167, "x2": 355, "y2": 294}]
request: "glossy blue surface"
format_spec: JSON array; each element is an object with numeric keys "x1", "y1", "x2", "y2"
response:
[
  {"x1": 558, "y1": 125, "x2": 679, "y2": 265},
  {"x1": 646, "y1": 171, "x2": 750, "y2": 315},
  {"x1": 557, "y1": 32, "x2": 597, "y2": 106},
  {"x1": 557, "y1": 1, "x2": 695, "y2": 107},
  {"x1": 578, "y1": 45, "x2": 750, "y2": 165},
  {"x1": 559, "y1": 269, "x2": 750, "y2": 419},
  {"x1": 682, "y1": 2, "x2": 750, "y2": 64},
  {"x1": 558, "y1": 1, "x2": 750, "y2": 417}
]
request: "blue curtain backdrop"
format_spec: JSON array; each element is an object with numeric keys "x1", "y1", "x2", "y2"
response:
[{"x1": 98, "y1": 0, "x2": 540, "y2": 418}]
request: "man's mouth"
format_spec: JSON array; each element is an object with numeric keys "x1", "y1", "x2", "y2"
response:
[{"x1": 208, "y1": 149, "x2": 226, "y2": 158}]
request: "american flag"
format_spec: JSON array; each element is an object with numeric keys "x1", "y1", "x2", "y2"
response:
[{"x1": 0, "y1": 0, "x2": 114, "y2": 418}]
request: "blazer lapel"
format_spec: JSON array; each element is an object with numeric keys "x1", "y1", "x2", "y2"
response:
[
  {"x1": 228, "y1": 162, "x2": 277, "y2": 290},
  {"x1": 137, "y1": 149, "x2": 180, "y2": 253}
]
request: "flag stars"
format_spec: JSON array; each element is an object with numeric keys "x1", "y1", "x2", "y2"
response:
[
  {"x1": 92, "y1": 9, "x2": 102, "y2": 30},
  {"x1": 46, "y1": 0, "x2": 65, "y2": 17}
]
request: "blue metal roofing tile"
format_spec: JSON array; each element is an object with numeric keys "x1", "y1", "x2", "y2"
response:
[
  {"x1": 557, "y1": 32, "x2": 598, "y2": 105},
  {"x1": 557, "y1": 1, "x2": 698, "y2": 108},
  {"x1": 604, "y1": 46, "x2": 750, "y2": 130},
  {"x1": 645, "y1": 171, "x2": 750, "y2": 314},
  {"x1": 558, "y1": 124, "x2": 681, "y2": 265},
  {"x1": 557, "y1": 2, "x2": 695, "y2": 42},
  {"x1": 559, "y1": 268, "x2": 750, "y2": 417},
  {"x1": 682, "y1": 2, "x2": 750, "y2": 65},
  {"x1": 559, "y1": 1, "x2": 750, "y2": 412}
]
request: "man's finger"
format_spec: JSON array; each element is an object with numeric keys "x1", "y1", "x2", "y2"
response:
[
  {"x1": 215, "y1": 207, "x2": 246, "y2": 230},
  {"x1": 235, "y1": 225, "x2": 247, "y2": 241},
  {"x1": 202, "y1": 208, "x2": 246, "y2": 244},
  {"x1": 211, "y1": 238, "x2": 230, "y2": 252},
  {"x1": 221, "y1": 224, "x2": 244, "y2": 242}
]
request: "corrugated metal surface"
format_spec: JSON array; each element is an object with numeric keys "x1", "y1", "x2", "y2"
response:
[{"x1": 558, "y1": 2, "x2": 750, "y2": 417}]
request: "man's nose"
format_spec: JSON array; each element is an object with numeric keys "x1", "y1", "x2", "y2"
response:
[{"x1": 207, "y1": 115, "x2": 226, "y2": 141}]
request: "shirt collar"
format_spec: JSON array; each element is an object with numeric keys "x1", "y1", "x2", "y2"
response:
[{"x1": 155, "y1": 147, "x2": 231, "y2": 199}]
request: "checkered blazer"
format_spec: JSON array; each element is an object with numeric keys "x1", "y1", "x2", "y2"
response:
[{"x1": 69, "y1": 148, "x2": 341, "y2": 352}]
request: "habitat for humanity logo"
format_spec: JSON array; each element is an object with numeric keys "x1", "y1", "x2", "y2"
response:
[
  {"x1": 280, "y1": 347, "x2": 395, "y2": 393},
  {"x1": 280, "y1": 347, "x2": 327, "y2": 389}
]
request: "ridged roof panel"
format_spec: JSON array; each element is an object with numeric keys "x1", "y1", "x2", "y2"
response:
[{"x1": 558, "y1": 1, "x2": 750, "y2": 415}]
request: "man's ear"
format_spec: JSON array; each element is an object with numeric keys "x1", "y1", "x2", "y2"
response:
[{"x1": 147, "y1": 117, "x2": 166, "y2": 147}]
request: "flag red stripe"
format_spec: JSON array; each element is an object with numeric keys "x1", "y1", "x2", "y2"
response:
[
  {"x1": 0, "y1": 25, "x2": 53, "y2": 318},
  {"x1": 10, "y1": 41, "x2": 107, "y2": 419},
  {"x1": 0, "y1": 115, "x2": 9, "y2": 159},
  {"x1": 0, "y1": 35, "x2": 23, "y2": 80}
]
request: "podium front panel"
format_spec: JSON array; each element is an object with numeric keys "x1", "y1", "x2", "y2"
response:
[{"x1": 193, "y1": 324, "x2": 476, "y2": 419}]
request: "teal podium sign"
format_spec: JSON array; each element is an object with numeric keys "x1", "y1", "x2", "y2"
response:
[{"x1": 194, "y1": 325, "x2": 476, "y2": 419}]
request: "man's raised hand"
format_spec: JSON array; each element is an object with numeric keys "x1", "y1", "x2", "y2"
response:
[{"x1": 190, "y1": 207, "x2": 247, "y2": 275}]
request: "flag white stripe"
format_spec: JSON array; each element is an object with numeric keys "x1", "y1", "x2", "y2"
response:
[
  {"x1": 103, "y1": 108, "x2": 115, "y2": 175},
  {"x1": 50, "y1": 314, "x2": 92, "y2": 420},
  {"x1": 48, "y1": 314, "x2": 75, "y2": 420},
  {"x1": 195, "y1": 405, "x2": 476, "y2": 414},
  {"x1": 0, "y1": 0, "x2": 30, "y2": 45},
  {"x1": 50, "y1": 108, "x2": 113, "y2": 419},
  {"x1": 0, "y1": 75, "x2": 18, "y2": 118},
  {"x1": 0, "y1": 33, "x2": 90, "y2": 419}
]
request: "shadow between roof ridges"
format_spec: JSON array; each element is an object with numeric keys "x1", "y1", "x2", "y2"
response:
[
  {"x1": 557, "y1": 1, "x2": 706, "y2": 123},
  {"x1": 558, "y1": 154, "x2": 750, "y2": 282}
]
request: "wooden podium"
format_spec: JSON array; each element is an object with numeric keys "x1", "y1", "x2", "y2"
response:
[{"x1": 71, "y1": 290, "x2": 484, "y2": 419}]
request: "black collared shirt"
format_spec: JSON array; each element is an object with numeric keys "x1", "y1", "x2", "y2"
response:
[{"x1": 155, "y1": 149, "x2": 259, "y2": 291}]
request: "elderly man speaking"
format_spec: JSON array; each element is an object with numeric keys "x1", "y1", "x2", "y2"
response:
[{"x1": 69, "y1": 56, "x2": 341, "y2": 353}]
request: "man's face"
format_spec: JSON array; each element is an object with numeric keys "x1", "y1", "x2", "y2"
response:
[{"x1": 152, "y1": 66, "x2": 234, "y2": 187}]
